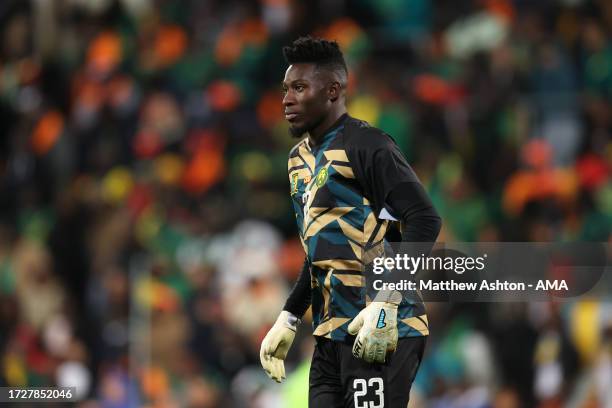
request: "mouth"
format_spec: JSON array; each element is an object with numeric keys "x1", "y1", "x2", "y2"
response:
[{"x1": 285, "y1": 113, "x2": 299, "y2": 121}]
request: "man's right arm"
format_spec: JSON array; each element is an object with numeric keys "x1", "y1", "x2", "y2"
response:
[
  {"x1": 260, "y1": 257, "x2": 310, "y2": 382},
  {"x1": 282, "y1": 257, "x2": 312, "y2": 319}
]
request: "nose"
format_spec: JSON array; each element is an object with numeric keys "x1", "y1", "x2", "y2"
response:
[{"x1": 282, "y1": 90, "x2": 295, "y2": 107}]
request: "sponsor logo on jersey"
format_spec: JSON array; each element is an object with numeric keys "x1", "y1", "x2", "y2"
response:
[{"x1": 291, "y1": 173, "x2": 299, "y2": 195}]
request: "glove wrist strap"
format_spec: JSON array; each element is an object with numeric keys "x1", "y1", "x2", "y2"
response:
[
  {"x1": 279, "y1": 310, "x2": 301, "y2": 331},
  {"x1": 373, "y1": 290, "x2": 402, "y2": 306}
]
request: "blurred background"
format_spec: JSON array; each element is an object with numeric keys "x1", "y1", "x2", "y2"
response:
[{"x1": 0, "y1": 0, "x2": 610, "y2": 407}]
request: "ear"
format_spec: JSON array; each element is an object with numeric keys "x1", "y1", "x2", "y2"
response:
[{"x1": 328, "y1": 82, "x2": 341, "y2": 102}]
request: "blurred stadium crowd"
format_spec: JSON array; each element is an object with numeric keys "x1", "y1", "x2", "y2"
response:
[{"x1": 0, "y1": 0, "x2": 610, "y2": 407}]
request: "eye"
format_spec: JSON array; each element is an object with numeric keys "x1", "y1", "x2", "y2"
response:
[{"x1": 295, "y1": 85, "x2": 305, "y2": 92}]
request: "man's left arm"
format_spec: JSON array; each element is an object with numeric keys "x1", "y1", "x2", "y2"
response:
[
  {"x1": 345, "y1": 127, "x2": 441, "y2": 363},
  {"x1": 385, "y1": 181, "x2": 441, "y2": 245}
]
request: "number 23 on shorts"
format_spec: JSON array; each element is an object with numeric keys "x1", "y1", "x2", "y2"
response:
[{"x1": 353, "y1": 377, "x2": 384, "y2": 408}]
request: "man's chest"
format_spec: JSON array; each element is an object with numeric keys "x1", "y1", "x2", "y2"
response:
[{"x1": 288, "y1": 142, "x2": 363, "y2": 233}]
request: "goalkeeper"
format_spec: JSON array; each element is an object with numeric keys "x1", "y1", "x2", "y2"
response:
[{"x1": 260, "y1": 37, "x2": 441, "y2": 407}]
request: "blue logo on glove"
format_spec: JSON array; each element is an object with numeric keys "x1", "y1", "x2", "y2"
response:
[{"x1": 376, "y1": 309, "x2": 386, "y2": 329}]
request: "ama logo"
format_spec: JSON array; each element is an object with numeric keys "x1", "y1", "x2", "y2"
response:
[{"x1": 376, "y1": 309, "x2": 386, "y2": 329}]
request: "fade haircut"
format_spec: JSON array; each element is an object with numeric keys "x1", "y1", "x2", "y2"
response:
[{"x1": 283, "y1": 36, "x2": 348, "y2": 86}]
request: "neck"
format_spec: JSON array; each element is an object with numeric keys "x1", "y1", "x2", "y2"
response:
[{"x1": 307, "y1": 106, "x2": 347, "y2": 146}]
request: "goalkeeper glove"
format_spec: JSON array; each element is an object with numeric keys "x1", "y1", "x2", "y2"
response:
[
  {"x1": 259, "y1": 311, "x2": 299, "y2": 382},
  {"x1": 348, "y1": 291, "x2": 401, "y2": 364}
]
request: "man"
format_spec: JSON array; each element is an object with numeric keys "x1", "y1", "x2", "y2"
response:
[{"x1": 260, "y1": 37, "x2": 441, "y2": 407}]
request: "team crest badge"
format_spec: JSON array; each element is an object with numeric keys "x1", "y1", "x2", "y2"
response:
[{"x1": 315, "y1": 168, "x2": 328, "y2": 187}]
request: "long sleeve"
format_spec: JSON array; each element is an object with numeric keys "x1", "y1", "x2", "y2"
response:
[
  {"x1": 344, "y1": 122, "x2": 441, "y2": 292},
  {"x1": 282, "y1": 257, "x2": 312, "y2": 318},
  {"x1": 345, "y1": 124, "x2": 441, "y2": 244},
  {"x1": 386, "y1": 181, "x2": 441, "y2": 244}
]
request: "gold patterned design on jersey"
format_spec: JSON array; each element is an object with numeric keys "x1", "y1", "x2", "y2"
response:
[
  {"x1": 298, "y1": 143, "x2": 315, "y2": 173},
  {"x1": 337, "y1": 218, "x2": 364, "y2": 245},
  {"x1": 312, "y1": 259, "x2": 362, "y2": 271},
  {"x1": 323, "y1": 149, "x2": 349, "y2": 163},
  {"x1": 333, "y1": 273, "x2": 364, "y2": 287},
  {"x1": 313, "y1": 317, "x2": 351, "y2": 337},
  {"x1": 401, "y1": 315, "x2": 429, "y2": 336},
  {"x1": 304, "y1": 206, "x2": 355, "y2": 239},
  {"x1": 331, "y1": 164, "x2": 354, "y2": 179}
]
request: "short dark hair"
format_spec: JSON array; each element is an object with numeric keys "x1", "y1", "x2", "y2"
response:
[{"x1": 283, "y1": 36, "x2": 348, "y2": 83}]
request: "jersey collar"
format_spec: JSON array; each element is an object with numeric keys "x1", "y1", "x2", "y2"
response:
[{"x1": 307, "y1": 113, "x2": 348, "y2": 150}]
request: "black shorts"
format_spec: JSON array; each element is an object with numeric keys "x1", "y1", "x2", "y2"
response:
[{"x1": 309, "y1": 336, "x2": 426, "y2": 408}]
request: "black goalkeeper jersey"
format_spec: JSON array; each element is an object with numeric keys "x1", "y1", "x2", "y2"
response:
[{"x1": 287, "y1": 114, "x2": 429, "y2": 342}]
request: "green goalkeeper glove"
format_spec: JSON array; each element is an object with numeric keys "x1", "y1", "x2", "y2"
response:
[
  {"x1": 259, "y1": 311, "x2": 299, "y2": 382},
  {"x1": 348, "y1": 291, "x2": 401, "y2": 364}
]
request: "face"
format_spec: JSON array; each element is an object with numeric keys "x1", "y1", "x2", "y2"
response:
[{"x1": 282, "y1": 63, "x2": 331, "y2": 138}]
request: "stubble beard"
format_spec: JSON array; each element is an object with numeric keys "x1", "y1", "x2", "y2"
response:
[
  {"x1": 289, "y1": 123, "x2": 308, "y2": 138},
  {"x1": 288, "y1": 115, "x2": 325, "y2": 139}
]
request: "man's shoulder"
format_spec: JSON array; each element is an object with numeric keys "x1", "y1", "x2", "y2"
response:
[{"x1": 344, "y1": 116, "x2": 396, "y2": 150}]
